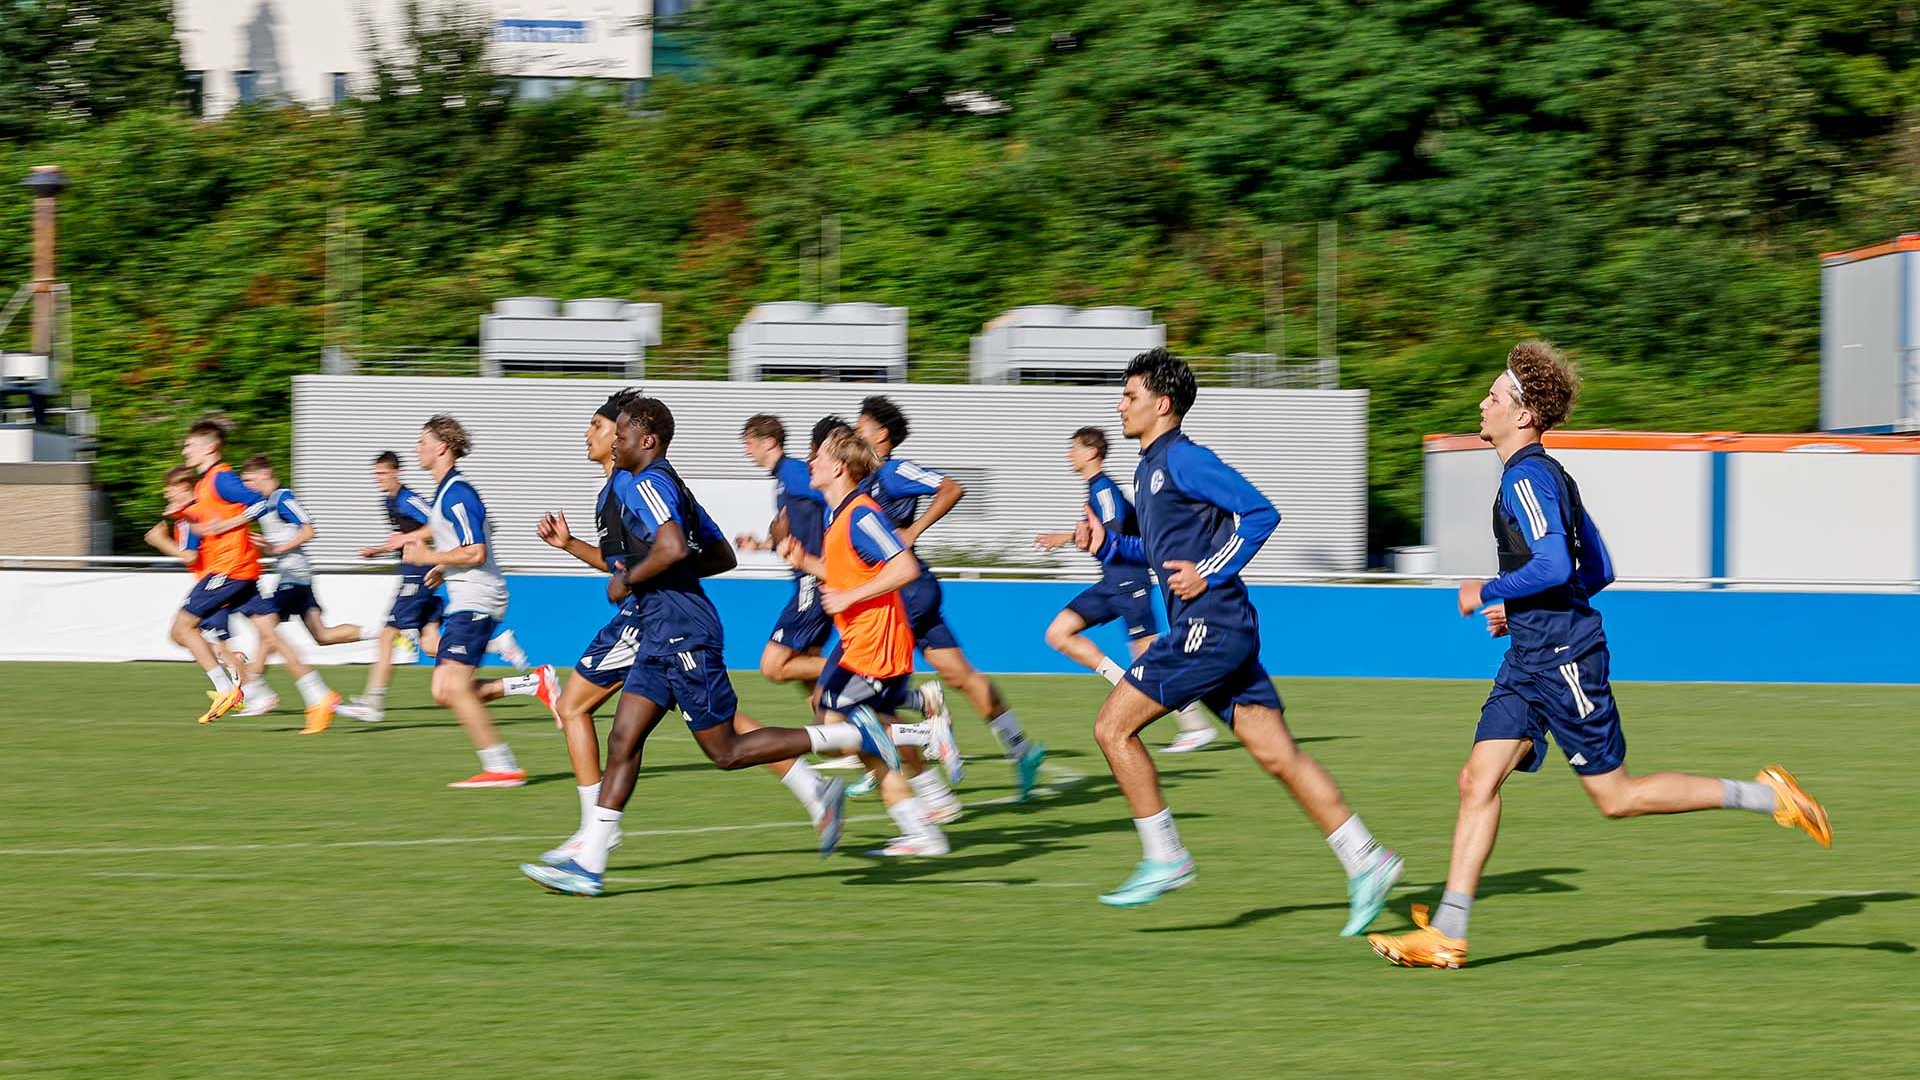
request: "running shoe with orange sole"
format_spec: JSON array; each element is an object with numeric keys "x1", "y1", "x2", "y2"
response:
[
  {"x1": 1756, "y1": 764, "x2": 1833, "y2": 847},
  {"x1": 1367, "y1": 903, "x2": 1468, "y2": 969},
  {"x1": 531, "y1": 664, "x2": 562, "y2": 727},
  {"x1": 449, "y1": 769, "x2": 528, "y2": 789},
  {"x1": 198, "y1": 686, "x2": 244, "y2": 725},
  {"x1": 299, "y1": 691, "x2": 341, "y2": 735}
]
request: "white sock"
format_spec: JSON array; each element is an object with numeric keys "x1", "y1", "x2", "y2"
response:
[
  {"x1": 1326, "y1": 814, "x2": 1382, "y2": 878},
  {"x1": 1721, "y1": 778, "x2": 1777, "y2": 814},
  {"x1": 909, "y1": 769, "x2": 959, "y2": 811},
  {"x1": 576, "y1": 782, "x2": 602, "y2": 830},
  {"x1": 577, "y1": 807, "x2": 622, "y2": 874},
  {"x1": 295, "y1": 672, "x2": 330, "y2": 708},
  {"x1": 1094, "y1": 657, "x2": 1125, "y2": 686},
  {"x1": 780, "y1": 759, "x2": 829, "y2": 824},
  {"x1": 359, "y1": 626, "x2": 382, "y2": 641},
  {"x1": 244, "y1": 677, "x2": 272, "y2": 700},
  {"x1": 888, "y1": 722, "x2": 933, "y2": 747},
  {"x1": 806, "y1": 723, "x2": 862, "y2": 754},
  {"x1": 988, "y1": 710, "x2": 1030, "y2": 759},
  {"x1": 1174, "y1": 703, "x2": 1213, "y2": 734},
  {"x1": 361, "y1": 686, "x2": 387, "y2": 707},
  {"x1": 501, "y1": 673, "x2": 541, "y2": 696},
  {"x1": 478, "y1": 743, "x2": 519, "y2": 774},
  {"x1": 207, "y1": 667, "x2": 235, "y2": 694},
  {"x1": 888, "y1": 797, "x2": 943, "y2": 842},
  {"x1": 1134, "y1": 807, "x2": 1186, "y2": 863}
]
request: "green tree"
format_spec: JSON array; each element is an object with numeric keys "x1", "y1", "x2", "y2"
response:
[{"x1": 0, "y1": 0, "x2": 185, "y2": 141}]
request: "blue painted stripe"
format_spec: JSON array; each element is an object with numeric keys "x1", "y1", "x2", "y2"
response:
[{"x1": 1709, "y1": 452, "x2": 1729, "y2": 586}]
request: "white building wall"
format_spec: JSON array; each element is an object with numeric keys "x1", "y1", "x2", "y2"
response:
[
  {"x1": 175, "y1": 0, "x2": 652, "y2": 118},
  {"x1": 290, "y1": 376, "x2": 1370, "y2": 579}
]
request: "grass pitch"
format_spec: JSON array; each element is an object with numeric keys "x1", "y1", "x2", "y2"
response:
[{"x1": 2, "y1": 663, "x2": 1915, "y2": 1078}]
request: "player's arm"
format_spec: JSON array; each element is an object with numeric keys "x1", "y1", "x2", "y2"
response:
[
  {"x1": 822, "y1": 507, "x2": 917, "y2": 612},
  {"x1": 538, "y1": 510, "x2": 608, "y2": 571},
  {"x1": 144, "y1": 520, "x2": 187, "y2": 561},
  {"x1": 196, "y1": 471, "x2": 273, "y2": 535},
  {"x1": 1167, "y1": 442, "x2": 1279, "y2": 593},
  {"x1": 617, "y1": 472, "x2": 688, "y2": 587},
  {"x1": 404, "y1": 489, "x2": 488, "y2": 568},
  {"x1": 1083, "y1": 505, "x2": 1147, "y2": 564},
  {"x1": 262, "y1": 493, "x2": 317, "y2": 556},
  {"x1": 1476, "y1": 465, "x2": 1574, "y2": 608},
  {"x1": 1034, "y1": 530, "x2": 1074, "y2": 550},
  {"x1": 777, "y1": 536, "x2": 827, "y2": 579},
  {"x1": 1575, "y1": 507, "x2": 1615, "y2": 594},
  {"x1": 880, "y1": 461, "x2": 961, "y2": 546}
]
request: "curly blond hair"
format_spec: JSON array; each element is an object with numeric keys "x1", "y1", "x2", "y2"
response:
[
  {"x1": 1506, "y1": 340, "x2": 1579, "y2": 432},
  {"x1": 819, "y1": 426, "x2": 882, "y2": 484},
  {"x1": 422, "y1": 414, "x2": 472, "y2": 459}
]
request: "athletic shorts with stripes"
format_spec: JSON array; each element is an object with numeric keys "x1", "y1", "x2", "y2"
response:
[{"x1": 1475, "y1": 645, "x2": 1624, "y2": 777}]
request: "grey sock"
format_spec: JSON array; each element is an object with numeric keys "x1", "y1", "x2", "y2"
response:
[
  {"x1": 1721, "y1": 778, "x2": 1777, "y2": 814},
  {"x1": 1431, "y1": 890, "x2": 1474, "y2": 940}
]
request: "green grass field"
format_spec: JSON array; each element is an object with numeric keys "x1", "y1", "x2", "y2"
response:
[{"x1": 3, "y1": 663, "x2": 1916, "y2": 1079}]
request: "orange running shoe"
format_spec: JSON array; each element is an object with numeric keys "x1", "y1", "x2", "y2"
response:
[
  {"x1": 198, "y1": 685, "x2": 244, "y2": 725},
  {"x1": 531, "y1": 664, "x2": 563, "y2": 728},
  {"x1": 448, "y1": 769, "x2": 528, "y2": 789},
  {"x1": 1756, "y1": 765, "x2": 1832, "y2": 848},
  {"x1": 1367, "y1": 904, "x2": 1468, "y2": 969},
  {"x1": 299, "y1": 691, "x2": 341, "y2": 735}
]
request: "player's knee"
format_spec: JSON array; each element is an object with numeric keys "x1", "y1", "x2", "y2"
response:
[
  {"x1": 1044, "y1": 624, "x2": 1075, "y2": 652},
  {"x1": 1590, "y1": 788, "x2": 1638, "y2": 819},
  {"x1": 759, "y1": 655, "x2": 786, "y2": 683},
  {"x1": 1458, "y1": 764, "x2": 1500, "y2": 806},
  {"x1": 1092, "y1": 711, "x2": 1132, "y2": 749}
]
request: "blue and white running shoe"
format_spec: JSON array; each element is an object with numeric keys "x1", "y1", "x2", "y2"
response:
[{"x1": 522, "y1": 859, "x2": 604, "y2": 897}]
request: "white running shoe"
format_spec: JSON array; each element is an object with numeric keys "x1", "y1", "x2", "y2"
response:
[
  {"x1": 238, "y1": 692, "x2": 281, "y2": 717},
  {"x1": 491, "y1": 629, "x2": 530, "y2": 671},
  {"x1": 391, "y1": 637, "x2": 419, "y2": 664},
  {"x1": 541, "y1": 827, "x2": 623, "y2": 866},
  {"x1": 917, "y1": 680, "x2": 951, "y2": 725},
  {"x1": 1160, "y1": 727, "x2": 1219, "y2": 754},
  {"x1": 816, "y1": 754, "x2": 864, "y2": 770},
  {"x1": 335, "y1": 697, "x2": 385, "y2": 723},
  {"x1": 927, "y1": 711, "x2": 965, "y2": 786},
  {"x1": 870, "y1": 834, "x2": 950, "y2": 857}
]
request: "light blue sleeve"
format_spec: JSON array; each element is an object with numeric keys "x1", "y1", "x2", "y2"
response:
[
  {"x1": 1089, "y1": 476, "x2": 1124, "y2": 526},
  {"x1": 880, "y1": 458, "x2": 946, "y2": 499},
  {"x1": 1166, "y1": 441, "x2": 1279, "y2": 586},
  {"x1": 442, "y1": 484, "x2": 488, "y2": 546},
  {"x1": 274, "y1": 489, "x2": 312, "y2": 527},
  {"x1": 1481, "y1": 462, "x2": 1573, "y2": 604},
  {"x1": 214, "y1": 470, "x2": 271, "y2": 521},
  {"x1": 398, "y1": 488, "x2": 433, "y2": 525},
  {"x1": 849, "y1": 505, "x2": 908, "y2": 564}
]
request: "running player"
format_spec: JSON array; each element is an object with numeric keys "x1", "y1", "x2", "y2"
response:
[
  {"x1": 336, "y1": 451, "x2": 441, "y2": 722},
  {"x1": 1366, "y1": 342, "x2": 1831, "y2": 969},
  {"x1": 522, "y1": 396, "x2": 918, "y2": 897},
  {"x1": 399, "y1": 415, "x2": 534, "y2": 786},
  {"x1": 856, "y1": 394, "x2": 1046, "y2": 800},
  {"x1": 233, "y1": 454, "x2": 374, "y2": 715},
  {"x1": 780, "y1": 426, "x2": 962, "y2": 856},
  {"x1": 1035, "y1": 425, "x2": 1218, "y2": 753},
  {"x1": 145, "y1": 466, "x2": 246, "y2": 688},
  {"x1": 1074, "y1": 349, "x2": 1403, "y2": 923},
  {"x1": 176, "y1": 418, "x2": 341, "y2": 733},
  {"x1": 736, "y1": 413, "x2": 833, "y2": 694}
]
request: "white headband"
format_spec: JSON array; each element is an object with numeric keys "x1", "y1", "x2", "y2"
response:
[{"x1": 1504, "y1": 368, "x2": 1527, "y2": 404}]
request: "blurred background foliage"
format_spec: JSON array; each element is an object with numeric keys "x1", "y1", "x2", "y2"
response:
[{"x1": 4, "y1": 0, "x2": 1919, "y2": 551}]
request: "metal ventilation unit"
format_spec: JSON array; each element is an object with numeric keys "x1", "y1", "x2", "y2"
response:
[
  {"x1": 969, "y1": 305, "x2": 1166, "y2": 385},
  {"x1": 728, "y1": 301, "x2": 908, "y2": 383},
  {"x1": 479, "y1": 297, "x2": 661, "y2": 379}
]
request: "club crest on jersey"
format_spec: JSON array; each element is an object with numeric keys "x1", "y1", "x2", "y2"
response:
[{"x1": 1150, "y1": 469, "x2": 1165, "y2": 494}]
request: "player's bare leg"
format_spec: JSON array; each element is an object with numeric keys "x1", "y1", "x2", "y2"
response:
[
  {"x1": 924, "y1": 643, "x2": 1043, "y2": 799},
  {"x1": 434, "y1": 657, "x2": 522, "y2": 785},
  {"x1": 760, "y1": 642, "x2": 828, "y2": 690},
  {"x1": 301, "y1": 608, "x2": 364, "y2": 646},
  {"x1": 174, "y1": 608, "x2": 245, "y2": 723}
]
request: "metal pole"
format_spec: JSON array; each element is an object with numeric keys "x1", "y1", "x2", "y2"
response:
[
  {"x1": 1319, "y1": 219, "x2": 1338, "y2": 383},
  {"x1": 26, "y1": 166, "x2": 65, "y2": 358}
]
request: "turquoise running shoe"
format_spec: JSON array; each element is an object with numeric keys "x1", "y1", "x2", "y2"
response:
[
  {"x1": 817, "y1": 778, "x2": 848, "y2": 857},
  {"x1": 846, "y1": 771, "x2": 879, "y2": 798},
  {"x1": 1340, "y1": 849, "x2": 1405, "y2": 936},
  {"x1": 1098, "y1": 856, "x2": 1197, "y2": 907},
  {"x1": 848, "y1": 705, "x2": 899, "y2": 772},
  {"x1": 522, "y1": 859, "x2": 604, "y2": 897},
  {"x1": 1014, "y1": 741, "x2": 1047, "y2": 803}
]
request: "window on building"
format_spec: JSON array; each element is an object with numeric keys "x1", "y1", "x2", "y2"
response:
[
  {"x1": 331, "y1": 72, "x2": 350, "y2": 105},
  {"x1": 184, "y1": 71, "x2": 205, "y2": 117},
  {"x1": 234, "y1": 70, "x2": 258, "y2": 105}
]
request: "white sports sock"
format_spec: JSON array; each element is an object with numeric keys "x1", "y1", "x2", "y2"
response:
[
  {"x1": 500, "y1": 673, "x2": 541, "y2": 696},
  {"x1": 806, "y1": 723, "x2": 862, "y2": 754},
  {"x1": 909, "y1": 769, "x2": 960, "y2": 813},
  {"x1": 1134, "y1": 807, "x2": 1186, "y2": 863},
  {"x1": 295, "y1": 672, "x2": 330, "y2": 708},
  {"x1": 888, "y1": 797, "x2": 943, "y2": 842},
  {"x1": 1326, "y1": 814, "x2": 1382, "y2": 879},
  {"x1": 244, "y1": 677, "x2": 272, "y2": 700},
  {"x1": 207, "y1": 667, "x2": 235, "y2": 694},
  {"x1": 988, "y1": 710, "x2": 1030, "y2": 759},
  {"x1": 1174, "y1": 703, "x2": 1213, "y2": 734},
  {"x1": 888, "y1": 722, "x2": 933, "y2": 747},
  {"x1": 1721, "y1": 778, "x2": 1777, "y2": 814},
  {"x1": 1095, "y1": 657, "x2": 1125, "y2": 686},
  {"x1": 780, "y1": 759, "x2": 829, "y2": 824},
  {"x1": 577, "y1": 808, "x2": 623, "y2": 874},
  {"x1": 577, "y1": 782, "x2": 602, "y2": 829},
  {"x1": 478, "y1": 743, "x2": 519, "y2": 774},
  {"x1": 489, "y1": 629, "x2": 520, "y2": 649}
]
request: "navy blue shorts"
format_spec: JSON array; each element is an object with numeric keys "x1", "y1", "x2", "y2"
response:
[
  {"x1": 1065, "y1": 575, "x2": 1161, "y2": 641},
  {"x1": 574, "y1": 604, "x2": 644, "y2": 688},
  {"x1": 769, "y1": 575, "x2": 833, "y2": 652},
  {"x1": 273, "y1": 582, "x2": 319, "y2": 622},
  {"x1": 183, "y1": 575, "x2": 274, "y2": 619},
  {"x1": 198, "y1": 612, "x2": 233, "y2": 641},
  {"x1": 1123, "y1": 616, "x2": 1281, "y2": 726},
  {"x1": 436, "y1": 610, "x2": 496, "y2": 666},
  {"x1": 622, "y1": 645, "x2": 738, "y2": 731},
  {"x1": 387, "y1": 580, "x2": 445, "y2": 631},
  {"x1": 1476, "y1": 647, "x2": 1625, "y2": 777},
  {"x1": 817, "y1": 649, "x2": 911, "y2": 716},
  {"x1": 901, "y1": 570, "x2": 959, "y2": 653}
]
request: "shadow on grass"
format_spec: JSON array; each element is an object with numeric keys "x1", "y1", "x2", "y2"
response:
[
  {"x1": 1472, "y1": 891, "x2": 1920, "y2": 967},
  {"x1": 1137, "y1": 867, "x2": 1586, "y2": 934}
]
